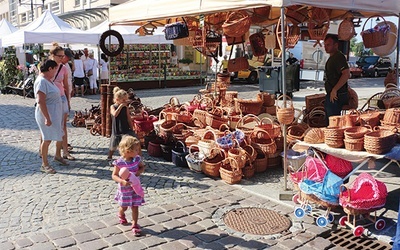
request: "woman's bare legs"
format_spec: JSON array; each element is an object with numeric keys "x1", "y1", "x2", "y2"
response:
[{"x1": 41, "y1": 140, "x2": 51, "y2": 166}]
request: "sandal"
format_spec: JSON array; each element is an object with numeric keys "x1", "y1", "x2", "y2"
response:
[
  {"x1": 40, "y1": 165, "x2": 56, "y2": 174},
  {"x1": 118, "y1": 214, "x2": 128, "y2": 225},
  {"x1": 54, "y1": 157, "x2": 69, "y2": 166},
  {"x1": 63, "y1": 154, "x2": 75, "y2": 161},
  {"x1": 67, "y1": 144, "x2": 73, "y2": 151},
  {"x1": 132, "y1": 224, "x2": 141, "y2": 236}
]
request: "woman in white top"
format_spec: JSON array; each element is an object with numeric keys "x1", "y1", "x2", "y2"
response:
[
  {"x1": 100, "y1": 53, "x2": 109, "y2": 85},
  {"x1": 73, "y1": 53, "x2": 85, "y2": 96},
  {"x1": 87, "y1": 53, "x2": 98, "y2": 95}
]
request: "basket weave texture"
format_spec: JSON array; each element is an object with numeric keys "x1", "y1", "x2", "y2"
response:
[
  {"x1": 361, "y1": 15, "x2": 390, "y2": 48},
  {"x1": 222, "y1": 11, "x2": 251, "y2": 38},
  {"x1": 276, "y1": 95, "x2": 295, "y2": 125}
]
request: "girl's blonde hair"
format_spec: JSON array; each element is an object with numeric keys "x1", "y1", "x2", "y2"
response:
[
  {"x1": 119, "y1": 135, "x2": 141, "y2": 154},
  {"x1": 49, "y1": 42, "x2": 64, "y2": 56},
  {"x1": 113, "y1": 87, "x2": 128, "y2": 102}
]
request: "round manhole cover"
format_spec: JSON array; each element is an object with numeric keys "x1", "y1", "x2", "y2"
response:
[{"x1": 223, "y1": 207, "x2": 291, "y2": 235}]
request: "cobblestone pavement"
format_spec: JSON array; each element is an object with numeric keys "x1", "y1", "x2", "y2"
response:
[{"x1": 0, "y1": 77, "x2": 398, "y2": 249}]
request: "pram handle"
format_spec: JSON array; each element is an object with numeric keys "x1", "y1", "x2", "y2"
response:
[{"x1": 339, "y1": 184, "x2": 350, "y2": 201}]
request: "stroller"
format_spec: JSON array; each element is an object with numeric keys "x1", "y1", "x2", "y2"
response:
[
  {"x1": 339, "y1": 173, "x2": 388, "y2": 237},
  {"x1": 292, "y1": 149, "x2": 346, "y2": 227},
  {"x1": 290, "y1": 152, "x2": 327, "y2": 205}
]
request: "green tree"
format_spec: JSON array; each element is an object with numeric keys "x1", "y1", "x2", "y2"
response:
[{"x1": 349, "y1": 37, "x2": 372, "y2": 57}]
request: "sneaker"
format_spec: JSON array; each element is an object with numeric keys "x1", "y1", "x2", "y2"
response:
[{"x1": 40, "y1": 165, "x2": 56, "y2": 174}]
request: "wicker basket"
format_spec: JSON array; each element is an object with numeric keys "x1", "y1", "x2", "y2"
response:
[
  {"x1": 243, "y1": 163, "x2": 255, "y2": 179},
  {"x1": 360, "y1": 111, "x2": 381, "y2": 128},
  {"x1": 344, "y1": 126, "x2": 371, "y2": 140},
  {"x1": 303, "y1": 127, "x2": 325, "y2": 144},
  {"x1": 257, "y1": 92, "x2": 275, "y2": 107},
  {"x1": 201, "y1": 148, "x2": 226, "y2": 177},
  {"x1": 185, "y1": 145, "x2": 204, "y2": 172},
  {"x1": 287, "y1": 123, "x2": 309, "y2": 142},
  {"x1": 222, "y1": 11, "x2": 251, "y2": 38},
  {"x1": 234, "y1": 98, "x2": 263, "y2": 115},
  {"x1": 257, "y1": 117, "x2": 281, "y2": 138},
  {"x1": 383, "y1": 108, "x2": 400, "y2": 124},
  {"x1": 228, "y1": 146, "x2": 247, "y2": 169},
  {"x1": 308, "y1": 8, "x2": 330, "y2": 46},
  {"x1": 197, "y1": 130, "x2": 217, "y2": 157},
  {"x1": 242, "y1": 144, "x2": 257, "y2": 163},
  {"x1": 361, "y1": 15, "x2": 390, "y2": 48},
  {"x1": 364, "y1": 129, "x2": 396, "y2": 154},
  {"x1": 254, "y1": 148, "x2": 268, "y2": 173},
  {"x1": 324, "y1": 127, "x2": 345, "y2": 148},
  {"x1": 205, "y1": 107, "x2": 228, "y2": 129},
  {"x1": 344, "y1": 138, "x2": 364, "y2": 151},
  {"x1": 250, "y1": 129, "x2": 277, "y2": 155},
  {"x1": 276, "y1": 95, "x2": 295, "y2": 125},
  {"x1": 267, "y1": 152, "x2": 282, "y2": 168},
  {"x1": 338, "y1": 18, "x2": 355, "y2": 41},
  {"x1": 219, "y1": 158, "x2": 242, "y2": 184},
  {"x1": 235, "y1": 114, "x2": 261, "y2": 139}
]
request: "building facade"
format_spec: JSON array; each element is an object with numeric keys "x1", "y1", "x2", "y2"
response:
[{"x1": 0, "y1": 0, "x2": 128, "y2": 29}]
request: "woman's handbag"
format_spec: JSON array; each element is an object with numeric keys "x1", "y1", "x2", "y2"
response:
[
  {"x1": 87, "y1": 69, "x2": 93, "y2": 76},
  {"x1": 164, "y1": 18, "x2": 189, "y2": 40},
  {"x1": 249, "y1": 32, "x2": 267, "y2": 57},
  {"x1": 227, "y1": 43, "x2": 249, "y2": 72}
]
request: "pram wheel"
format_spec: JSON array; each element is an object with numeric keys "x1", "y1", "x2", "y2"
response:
[
  {"x1": 339, "y1": 216, "x2": 347, "y2": 226},
  {"x1": 375, "y1": 219, "x2": 386, "y2": 230},
  {"x1": 292, "y1": 193, "x2": 300, "y2": 204},
  {"x1": 353, "y1": 225, "x2": 364, "y2": 237},
  {"x1": 316, "y1": 216, "x2": 328, "y2": 227},
  {"x1": 305, "y1": 204, "x2": 312, "y2": 214},
  {"x1": 294, "y1": 207, "x2": 305, "y2": 218},
  {"x1": 327, "y1": 213, "x2": 334, "y2": 223}
]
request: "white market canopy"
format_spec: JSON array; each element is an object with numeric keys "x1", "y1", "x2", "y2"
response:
[
  {"x1": 109, "y1": 0, "x2": 400, "y2": 26},
  {"x1": 0, "y1": 19, "x2": 18, "y2": 48},
  {"x1": 1, "y1": 10, "x2": 98, "y2": 47},
  {"x1": 87, "y1": 20, "x2": 171, "y2": 44}
]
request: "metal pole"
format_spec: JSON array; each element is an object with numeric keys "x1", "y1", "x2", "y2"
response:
[{"x1": 280, "y1": 7, "x2": 288, "y2": 191}]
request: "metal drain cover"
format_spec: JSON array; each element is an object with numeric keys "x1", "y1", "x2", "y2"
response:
[
  {"x1": 322, "y1": 228, "x2": 392, "y2": 249},
  {"x1": 223, "y1": 207, "x2": 291, "y2": 235}
]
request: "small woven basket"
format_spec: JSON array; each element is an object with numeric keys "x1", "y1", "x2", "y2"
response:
[
  {"x1": 250, "y1": 129, "x2": 277, "y2": 155},
  {"x1": 256, "y1": 117, "x2": 281, "y2": 138},
  {"x1": 219, "y1": 158, "x2": 242, "y2": 184},
  {"x1": 338, "y1": 18, "x2": 355, "y2": 41},
  {"x1": 201, "y1": 148, "x2": 226, "y2": 177},
  {"x1": 303, "y1": 127, "x2": 325, "y2": 144},
  {"x1": 344, "y1": 126, "x2": 371, "y2": 140},
  {"x1": 344, "y1": 138, "x2": 364, "y2": 151},
  {"x1": 253, "y1": 148, "x2": 268, "y2": 173},
  {"x1": 324, "y1": 127, "x2": 345, "y2": 148},
  {"x1": 364, "y1": 129, "x2": 396, "y2": 154},
  {"x1": 276, "y1": 95, "x2": 295, "y2": 125}
]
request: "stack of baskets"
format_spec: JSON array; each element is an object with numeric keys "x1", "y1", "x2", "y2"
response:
[
  {"x1": 257, "y1": 92, "x2": 276, "y2": 115},
  {"x1": 324, "y1": 127, "x2": 345, "y2": 148},
  {"x1": 343, "y1": 126, "x2": 371, "y2": 151}
]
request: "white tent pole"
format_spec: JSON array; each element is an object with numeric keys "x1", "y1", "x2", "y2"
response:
[{"x1": 280, "y1": 7, "x2": 288, "y2": 191}]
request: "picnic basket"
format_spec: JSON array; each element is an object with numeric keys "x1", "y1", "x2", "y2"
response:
[
  {"x1": 364, "y1": 129, "x2": 396, "y2": 154},
  {"x1": 234, "y1": 98, "x2": 263, "y2": 115},
  {"x1": 324, "y1": 127, "x2": 345, "y2": 148},
  {"x1": 201, "y1": 148, "x2": 226, "y2": 177},
  {"x1": 361, "y1": 15, "x2": 390, "y2": 48},
  {"x1": 257, "y1": 117, "x2": 281, "y2": 138}
]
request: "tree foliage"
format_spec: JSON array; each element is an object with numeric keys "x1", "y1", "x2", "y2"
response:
[{"x1": 349, "y1": 37, "x2": 372, "y2": 57}]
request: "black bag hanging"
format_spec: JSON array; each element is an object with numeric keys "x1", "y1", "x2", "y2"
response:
[{"x1": 164, "y1": 18, "x2": 189, "y2": 40}]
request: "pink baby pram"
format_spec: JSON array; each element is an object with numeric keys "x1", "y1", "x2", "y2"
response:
[{"x1": 339, "y1": 173, "x2": 388, "y2": 237}]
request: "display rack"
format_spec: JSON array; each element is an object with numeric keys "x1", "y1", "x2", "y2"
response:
[{"x1": 108, "y1": 44, "x2": 201, "y2": 82}]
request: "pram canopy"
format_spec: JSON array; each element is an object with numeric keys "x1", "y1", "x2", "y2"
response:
[
  {"x1": 339, "y1": 173, "x2": 387, "y2": 210},
  {"x1": 290, "y1": 156, "x2": 327, "y2": 184},
  {"x1": 299, "y1": 170, "x2": 343, "y2": 205}
]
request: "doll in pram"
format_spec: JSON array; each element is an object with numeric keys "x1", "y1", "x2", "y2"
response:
[{"x1": 339, "y1": 172, "x2": 388, "y2": 237}]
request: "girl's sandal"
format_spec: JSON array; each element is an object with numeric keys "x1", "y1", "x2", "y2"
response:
[
  {"x1": 41, "y1": 165, "x2": 56, "y2": 174},
  {"x1": 54, "y1": 157, "x2": 69, "y2": 166},
  {"x1": 132, "y1": 224, "x2": 141, "y2": 236},
  {"x1": 63, "y1": 154, "x2": 75, "y2": 161},
  {"x1": 118, "y1": 214, "x2": 128, "y2": 224}
]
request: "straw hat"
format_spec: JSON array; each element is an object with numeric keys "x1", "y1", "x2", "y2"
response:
[{"x1": 371, "y1": 21, "x2": 398, "y2": 56}]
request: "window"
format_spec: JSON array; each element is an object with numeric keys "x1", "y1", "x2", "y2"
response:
[
  {"x1": 50, "y1": 1, "x2": 60, "y2": 12},
  {"x1": 20, "y1": 13, "x2": 27, "y2": 23}
]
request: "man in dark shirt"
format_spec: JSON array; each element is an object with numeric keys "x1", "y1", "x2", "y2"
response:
[
  {"x1": 323, "y1": 34, "x2": 349, "y2": 125},
  {"x1": 286, "y1": 53, "x2": 298, "y2": 65}
]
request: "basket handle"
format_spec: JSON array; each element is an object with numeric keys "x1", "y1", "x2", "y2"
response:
[
  {"x1": 361, "y1": 15, "x2": 387, "y2": 32},
  {"x1": 276, "y1": 94, "x2": 293, "y2": 108},
  {"x1": 202, "y1": 129, "x2": 217, "y2": 140},
  {"x1": 175, "y1": 140, "x2": 187, "y2": 152}
]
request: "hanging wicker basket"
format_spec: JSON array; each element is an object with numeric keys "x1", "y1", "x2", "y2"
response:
[
  {"x1": 222, "y1": 11, "x2": 251, "y2": 38},
  {"x1": 338, "y1": 18, "x2": 355, "y2": 41},
  {"x1": 361, "y1": 15, "x2": 390, "y2": 48}
]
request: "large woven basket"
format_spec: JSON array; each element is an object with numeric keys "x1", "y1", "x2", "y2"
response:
[
  {"x1": 253, "y1": 148, "x2": 268, "y2": 173},
  {"x1": 361, "y1": 15, "x2": 390, "y2": 48},
  {"x1": 197, "y1": 130, "x2": 217, "y2": 157},
  {"x1": 205, "y1": 107, "x2": 228, "y2": 129},
  {"x1": 257, "y1": 92, "x2": 275, "y2": 107},
  {"x1": 360, "y1": 111, "x2": 381, "y2": 128},
  {"x1": 344, "y1": 126, "x2": 371, "y2": 140},
  {"x1": 344, "y1": 137, "x2": 364, "y2": 151},
  {"x1": 234, "y1": 98, "x2": 263, "y2": 115},
  {"x1": 364, "y1": 129, "x2": 396, "y2": 154},
  {"x1": 257, "y1": 117, "x2": 281, "y2": 138},
  {"x1": 276, "y1": 95, "x2": 295, "y2": 125},
  {"x1": 222, "y1": 11, "x2": 251, "y2": 38},
  {"x1": 303, "y1": 127, "x2": 325, "y2": 144}
]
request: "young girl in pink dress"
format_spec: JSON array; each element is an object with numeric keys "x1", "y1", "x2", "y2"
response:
[{"x1": 111, "y1": 136, "x2": 145, "y2": 236}]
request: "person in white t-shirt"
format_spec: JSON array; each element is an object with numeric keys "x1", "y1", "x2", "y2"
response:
[
  {"x1": 87, "y1": 53, "x2": 99, "y2": 94},
  {"x1": 73, "y1": 53, "x2": 85, "y2": 96}
]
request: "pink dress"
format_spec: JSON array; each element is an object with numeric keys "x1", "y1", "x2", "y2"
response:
[{"x1": 114, "y1": 156, "x2": 145, "y2": 207}]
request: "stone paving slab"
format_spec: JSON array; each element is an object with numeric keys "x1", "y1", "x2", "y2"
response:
[{"x1": 0, "y1": 77, "x2": 398, "y2": 249}]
